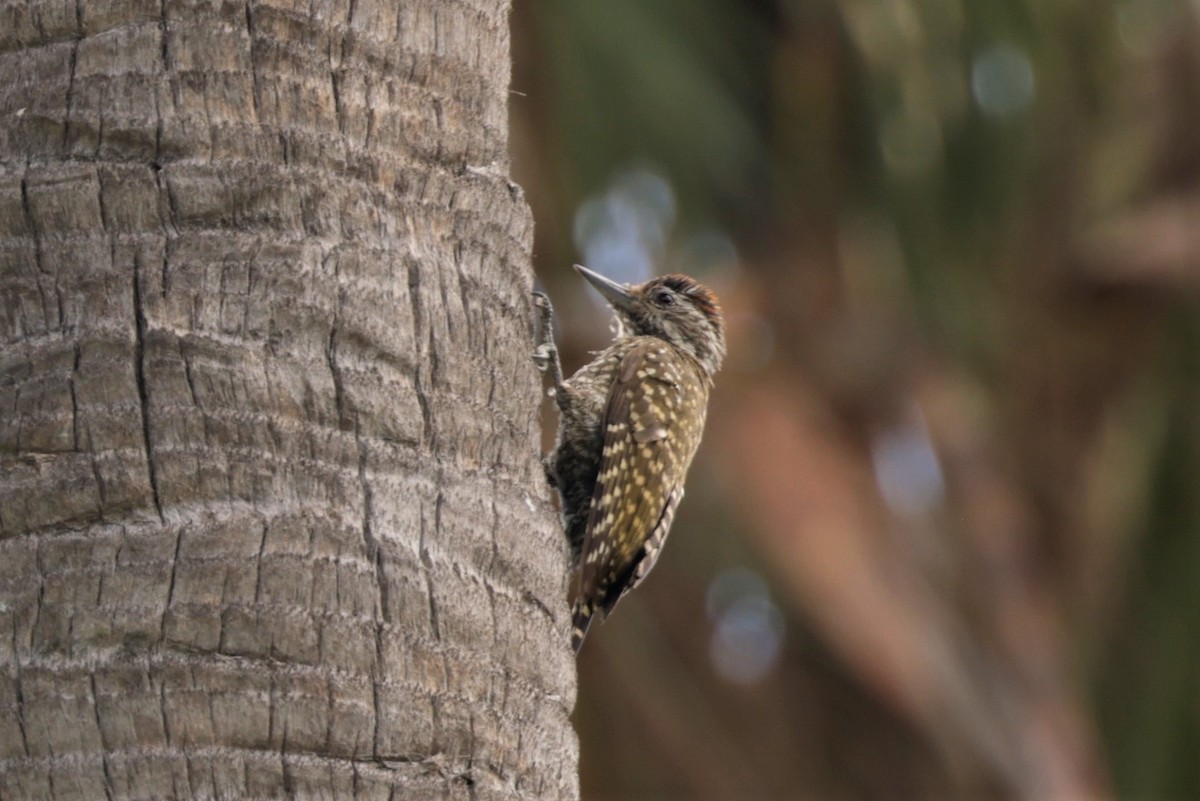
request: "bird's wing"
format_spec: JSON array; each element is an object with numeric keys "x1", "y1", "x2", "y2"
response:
[{"x1": 577, "y1": 339, "x2": 694, "y2": 622}]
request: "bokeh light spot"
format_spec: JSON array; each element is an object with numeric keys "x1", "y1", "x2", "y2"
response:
[
  {"x1": 970, "y1": 44, "x2": 1035, "y2": 117},
  {"x1": 573, "y1": 167, "x2": 676, "y2": 289},
  {"x1": 871, "y1": 412, "x2": 944, "y2": 516},
  {"x1": 706, "y1": 568, "x2": 785, "y2": 685}
]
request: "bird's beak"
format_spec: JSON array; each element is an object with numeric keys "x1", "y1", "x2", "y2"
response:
[{"x1": 574, "y1": 264, "x2": 637, "y2": 314}]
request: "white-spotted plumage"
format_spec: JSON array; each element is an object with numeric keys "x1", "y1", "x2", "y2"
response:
[
  {"x1": 569, "y1": 337, "x2": 712, "y2": 650},
  {"x1": 535, "y1": 268, "x2": 724, "y2": 653}
]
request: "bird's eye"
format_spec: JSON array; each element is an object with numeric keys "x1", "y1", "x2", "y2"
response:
[{"x1": 654, "y1": 290, "x2": 675, "y2": 306}]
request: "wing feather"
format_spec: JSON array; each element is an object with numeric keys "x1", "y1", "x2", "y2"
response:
[{"x1": 576, "y1": 340, "x2": 691, "y2": 622}]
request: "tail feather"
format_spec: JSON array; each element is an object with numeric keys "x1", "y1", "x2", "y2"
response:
[{"x1": 571, "y1": 601, "x2": 595, "y2": 653}]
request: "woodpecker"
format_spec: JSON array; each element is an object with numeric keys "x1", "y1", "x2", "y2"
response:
[{"x1": 533, "y1": 265, "x2": 725, "y2": 652}]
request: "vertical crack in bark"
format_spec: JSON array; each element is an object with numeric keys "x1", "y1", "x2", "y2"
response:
[
  {"x1": 486, "y1": 472, "x2": 501, "y2": 649},
  {"x1": 12, "y1": 670, "x2": 29, "y2": 758},
  {"x1": 355, "y1": 418, "x2": 386, "y2": 619},
  {"x1": 181, "y1": 340, "x2": 199, "y2": 409},
  {"x1": 149, "y1": 143, "x2": 175, "y2": 298},
  {"x1": 408, "y1": 263, "x2": 435, "y2": 449},
  {"x1": 323, "y1": 673, "x2": 336, "y2": 756},
  {"x1": 323, "y1": 247, "x2": 391, "y2": 760},
  {"x1": 370, "y1": 658, "x2": 383, "y2": 760},
  {"x1": 279, "y1": 697, "x2": 293, "y2": 762},
  {"x1": 154, "y1": 0, "x2": 168, "y2": 191},
  {"x1": 355, "y1": 412, "x2": 389, "y2": 760},
  {"x1": 266, "y1": 672, "x2": 278, "y2": 748},
  {"x1": 245, "y1": 0, "x2": 262, "y2": 123},
  {"x1": 62, "y1": 0, "x2": 82, "y2": 152},
  {"x1": 451, "y1": 242, "x2": 470, "y2": 312},
  {"x1": 19, "y1": 177, "x2": 52, "y2": 330},
  {"x1": 54, "y1": 276, "x2": 66, "y2": 335},
  {"x1": 89, "y1": 673, "x2": 116, "y2": 801},
  {"x1": 161, "y1": 524, "x2": 183, "y2": 643},
  {"x1": 253, "y1": 519, "x2": 269, "y2": 604},
  {"x1": 157, "y1": 673, "x2": 173, "y2": 749},
  {"x1": 281, "y1": 735, "x2": 296, "y2": 796},
  {"x1": 91, "y1": 457, "x2": 107, "y2": 513},
  {"x1": 160, "y1": 239, "x2": 172, "y2": 302},
  {"x1": 327, "y1": 328, "x2": 345, "y2": 426},
  {"x1": 466, "y1": 712, "x2": 479, "y2": 782},
  {"x1": 421, "y1": 486, "x2": 442, "y2": 640},
  {"x1": 71, "y1": 342, "x2": 81, "y2": 451},
  {"x1": 175, "y1": 729, "x2": 193, "y2": 797},
  {"x1": 330, "y1": 70, "x2": 343, "y2": 136},
  {"x1": 327, "y1": 249, "x2": 346, "y2": 426},
  {"x1": 132, "y1": 257, "x2": 164, "y2": 521},
  {"x1": 423, "y1": 325, "x2": 439, "y2": 448},
  {"x1": 31, "y1": 540, "x2": 46, "y2": 652}
]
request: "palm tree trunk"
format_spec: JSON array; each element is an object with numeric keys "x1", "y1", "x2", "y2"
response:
[{"x1": 0, "y1": 1, "x2": 577, "y2": 798}]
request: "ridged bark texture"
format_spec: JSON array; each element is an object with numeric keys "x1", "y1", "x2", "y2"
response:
[{"x1": 0, "y1": 1, "x2": 577, "y2": 799}]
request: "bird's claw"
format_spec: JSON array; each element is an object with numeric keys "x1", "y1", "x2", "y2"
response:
[
  {"x1": 532, "y1": 291, "x2": 554, "y2": 335},
  {"x1": 532, "y1": 343, "x2": 556, "y2": 372}
]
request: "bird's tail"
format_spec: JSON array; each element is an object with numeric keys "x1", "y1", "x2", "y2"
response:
[{"x1": 571, "y1": 600, "x2": 595, "y2": 653}]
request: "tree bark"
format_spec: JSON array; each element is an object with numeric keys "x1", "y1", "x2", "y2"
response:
[{"x1": 0, "y1": 1, "x2": 577, "y2": 799}]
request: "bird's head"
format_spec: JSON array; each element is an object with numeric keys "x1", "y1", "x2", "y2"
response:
[{"x1": 575, "y1": 264, "x2": 726, "y2": 378}]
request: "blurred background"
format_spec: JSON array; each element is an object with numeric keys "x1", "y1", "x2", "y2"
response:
[{"x1": 511, "y1": 0, "x2": 1200, "y2": 798}]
